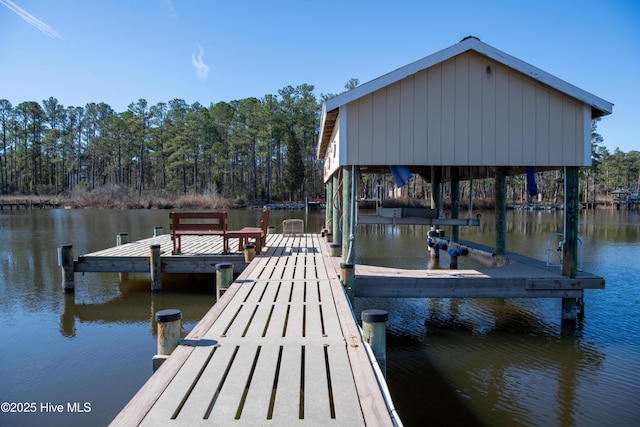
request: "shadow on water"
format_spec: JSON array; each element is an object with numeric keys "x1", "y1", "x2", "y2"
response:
[
  {"x1": 355, "y1": 295, "x2": 606, "y2": 427},
  {"x1": 386, "y1": 333, "x2": 487, "y2": 427}
]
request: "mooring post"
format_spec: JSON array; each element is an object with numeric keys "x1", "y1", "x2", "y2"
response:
[
  {"x1": 340, "y1": 263, "x2": 355, "y2": 300},
  {"x1": 153, "y1": 309, "x2": 182, "y2": 372},
  {"x1": 117, "y1": 232, "x2": 129, "y2": 246},
  {"x1": 117, "y1": 233, "x2": 129, "y2": 283},
  {"x1": 216, "y1": 263, "x2": 234, "y2": 299},
  {"x1": 361, "y1": 309, "x2": 388, "y2": 378},
  {"x1": 154, "y1": 226, "x2": 163, "y2": 237},
  {"x1": 60, "y1": 244, "x2": 75, "y2": 292},
  {"x1": 243, "y1": 243, "x2": 256, "y2": 263},
  {"x1": 150, "y1": 244, "x2": 162, "y2": 292}
]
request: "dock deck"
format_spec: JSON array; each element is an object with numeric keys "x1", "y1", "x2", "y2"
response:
[
  {"x1": 75, "y1": 234, "x2": 246, "y2": 274},
  {"x1": 110, "y1": 233, "x2": 396, "y2": 427}
]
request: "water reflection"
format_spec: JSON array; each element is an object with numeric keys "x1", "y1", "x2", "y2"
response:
[
  {"x1": 59, "y1": 275, "x2": 217, "y2": 338},
  {"x1": 1, "y1": 208, "x2": 639, "y2": 427}
]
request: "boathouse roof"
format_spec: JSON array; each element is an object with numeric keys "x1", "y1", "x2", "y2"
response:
[{"x1": 317, "y1": 37, "x2": 613, "y2": 181}]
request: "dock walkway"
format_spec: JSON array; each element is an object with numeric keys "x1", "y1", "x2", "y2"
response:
[{"x1": 110, "y1": 233, "x2": 396, "y2": 427}]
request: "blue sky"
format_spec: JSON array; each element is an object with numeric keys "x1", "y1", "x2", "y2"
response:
[{"x1": 1, "y1": 0, "x2": 638, "y2": 153}]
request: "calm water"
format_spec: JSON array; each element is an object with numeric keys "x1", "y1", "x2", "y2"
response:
[{"x1": 0, "y1": 208, "x2": 638, "y2": 426}]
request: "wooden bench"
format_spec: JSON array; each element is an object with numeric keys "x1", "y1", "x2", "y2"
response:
[
  {"x1": 225, "y1": 209, "x2": 269, "y2": 255},
  {"x1": 169, "y1": 211, "x2": 228, "y2": 255}
]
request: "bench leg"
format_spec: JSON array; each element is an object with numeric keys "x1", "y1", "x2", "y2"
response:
[{"x1": 173, "y1": 236, "x2": 181, "y2": 255}]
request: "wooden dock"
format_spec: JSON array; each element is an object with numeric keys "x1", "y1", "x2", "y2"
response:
[
  {"x1": 71, "y1": 234, "x2": 246, "y2": 277},
  {"x1": 353, "y1": 241, "x2": 605, "y2": 299},
  {"x1": 110, "y1": 233, "x2": 398, "y2": 426},
  {"x1": 70, "y1": 228, "x2": 604, "y2": 425}
]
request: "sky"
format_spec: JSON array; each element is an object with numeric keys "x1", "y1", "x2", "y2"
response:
[{"x1": 1, "y1": 0, "x2": 638, "y2": 153}]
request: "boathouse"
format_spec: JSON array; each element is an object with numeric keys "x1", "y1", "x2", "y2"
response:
[{"x1": 318, "y1": 37, "x2": 613, "y2": 319}]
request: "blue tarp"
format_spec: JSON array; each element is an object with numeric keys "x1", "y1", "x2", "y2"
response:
[
  {"x1": 526, "y1": 167, "x2": 538, "y2": 196},
  {"x1": 390, "y1": 165, "x2": 412, "y2": 187}
]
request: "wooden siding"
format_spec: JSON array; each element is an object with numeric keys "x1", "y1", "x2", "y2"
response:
[
  {"x1": 342, "y1": 51, "x2": 588, "y2": 167},
  {"x1": 323, "y1": 114, "x2": 342, "y2": 181}
]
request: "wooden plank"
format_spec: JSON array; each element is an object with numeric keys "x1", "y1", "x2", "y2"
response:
[
  {"x1": 110, "y1": 345, "x2": 195, "y2": 427},
  {"x1": 233, "y1": 343, "x2": 282, "y2": 423},
  {"x1": 317, "y1": 238, "x2": 395, "y2": 427},
  {"x1": 139, "y1": 344, "x2": 220, "y2": 423}
]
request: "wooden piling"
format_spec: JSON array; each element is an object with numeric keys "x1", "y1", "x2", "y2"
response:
[
  {"x1": 562, "y1": 166, "x2": 580, "y2": 321},
  {"x1": 342, "y1": 166, "x2": 352, "y2": 262},
  {"x1": 495, "y1": 166, "x2": 507, "y2": 256},
  {"x1": 156, "y1": 309, "x2": 182, "y2": 355},
  {"x1": 325, "y1": 178, "x2": 333, "y2": 237},
  {"x1": 150, "y1": 244, "x2": 162, "y2": 292},
  {"x1": 361, "y1": 309, "x2": 388, "y2": 378},
  {"x1": 243, "y1": 243, "x2": 256, "y2": 263},
  {"x1": 154, "y1": 226, "x2": 163, "y2": 237},
  {"x1": 60, "y1": 244, "x2": 75, "y2": 292},
  {"x1": 116, "y1": 232, "x2": 129, "y2": 246},
  {"x1": 153, "y1": 309, "x2": 182, "y2": 372},
  {"x1": 450, "y1": 166, "x2": 460, "y2": 243},
  {"x1": 340, "y1": 262, "x2": 355, "y2": 300},
  {"x1": 329, "y1": 243, "x2": 341, "y2": 257},
  {"x1": 216, "y1": 263, "x2": 234, "y2": 299},
  {"x1": 332, "y1": 173, "x2": 341, "y2": 248},
  {"x1": 117, "y1": 233, "x2": 129, "y2": 283}
]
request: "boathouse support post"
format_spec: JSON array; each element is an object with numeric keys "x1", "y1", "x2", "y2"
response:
[
  {"x1": 332, "y1": 172, "x2": 342, "y2": 248},
  {"x1": 60, "y1": 244, "x2": 75, "y2": 292},
  {"x1": 562, "y1": 167, "x2": 581, "y2": 321},
  {"x1": 430, "y1": 167, "x2": 442, "y2": 262},
  {"x1": 150, "y1": 244, "x2": 162, "y2": 292},
  {"x1": 495, "y1": 167, "x2": 507, "y2": 256},
  {"x1": 361, "y1": 309, "x2": 388, "y2": 378},
  {"x1": 216, "y1": 263, "x2": 234, "y2": 299},
  {"x1": 325, "y1": 177, "x2": 333, "y2": 236},
  {"x1": 450, "y1": 167, "x2": 461, "y2": 269},
  {"x1": 342, "y1": 166, "x2": 353, "y2": 263}
]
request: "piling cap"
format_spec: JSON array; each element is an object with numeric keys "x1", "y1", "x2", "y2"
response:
[
  {"x1": 361, "y1": 309, "x2": 388, "y2": 323},
  {"x1": 340, "y1": 263, "x2": 354, "y2": 269},
  {"x1": 156, "y1": 309, "x2": 182, "y2": 323},
  {"x1": 243, "y1": 243, "x2": 255, "y2": 249},
  {"x1": 329, "y1": 243, "x2": 340, "y2": 248},
  {"x1": 216, "y1": 263, "x2": 234, "y2": 270}
]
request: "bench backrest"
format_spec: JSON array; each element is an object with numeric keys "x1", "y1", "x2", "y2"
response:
[
  {"x1": 259, "y1": 209, "x2": 270, "y2": 235},
  {"x1": 169, "y1": 211, "x2": 227, "y2": 232}
]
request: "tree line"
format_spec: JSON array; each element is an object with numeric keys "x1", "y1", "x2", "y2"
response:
[
  {"x1": 1, "y1": 84, "x2": 638, "y2": 206},
  {"x1": 0, "y1": 83, "x2": 321, "y2": 204}
]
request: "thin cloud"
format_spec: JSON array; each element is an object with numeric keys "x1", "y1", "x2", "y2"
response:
[
  {"x1": 0, "y1": 0, "x2": 63, "y2": 39},
  {"x1": 191, "y1": 45, "x2": 209, "y2": 80}
]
